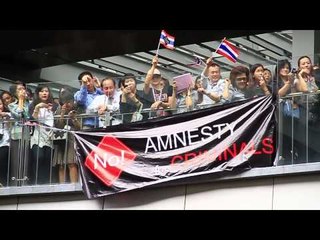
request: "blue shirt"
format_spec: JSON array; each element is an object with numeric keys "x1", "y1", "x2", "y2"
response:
[{"x1": 74, "y1": 86, "x2": 103, "y2": 127}]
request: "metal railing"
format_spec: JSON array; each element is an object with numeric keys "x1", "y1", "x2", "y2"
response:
[{"x1": 0, "y1": 93, "x2": 320, "y2": 195}]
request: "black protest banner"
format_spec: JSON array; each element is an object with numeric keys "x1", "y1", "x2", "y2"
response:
[{"x1": 74, "y1": 96, "x2": 276, "y2": 199}]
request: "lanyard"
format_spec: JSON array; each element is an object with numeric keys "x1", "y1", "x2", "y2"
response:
[{"x1": 152, "y1": 88, "x2": 162, "y2": 102}]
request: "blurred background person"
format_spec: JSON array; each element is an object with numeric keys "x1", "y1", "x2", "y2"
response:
[
  {"x1": 29, "y1": 84, "x2": 58, "y2": 184},
  {"x1": 248, "y1": 64, "x2": 271, "y2": 97},
  {"x1": 0, "y1": 98, "x2": 11, "y2": 187},
  {"x1": 74, "y1": 71, "x2": 103, "y2": 129},
  {"x1": 87, "y1": 77, "x2": 121, "y2": 127},
  {"x1": 53, "y1": 86, "x2": 80, "y2": 183},
  {"x1": 7, "y1": 81, "x2": 30, "y2": 186},
  {"x1": 119, "y1": 74, "x2": 146, "y2": 124}
]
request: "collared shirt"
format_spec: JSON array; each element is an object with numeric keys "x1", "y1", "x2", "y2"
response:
[
  {"x1": 87, "y1": 91, "x2": 122, "y2": 127},
  {"x1": 202, "y1": 78, "x2": 226, "y2": 105},
  {"x1": 30, "y1": 107, "x2": 55, "y2": 148},
  {"x1": 0, "y1": 114, "x2": 11, "y2": 147},
  {"x1": 74, "y1": 86, "x2": 103, "y2": 127},
  {"x1": 8, "y1": 100, "x2": 30, "y2": 140}
]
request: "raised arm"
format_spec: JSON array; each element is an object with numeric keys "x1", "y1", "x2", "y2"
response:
[{"x1": 144, "y1": 56, "x2": 158, "y2": 94}]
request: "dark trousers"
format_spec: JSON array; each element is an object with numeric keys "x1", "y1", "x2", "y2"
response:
[
  {"x1": 31, "y1": 145, "x2": 54, "y2": 185},
  {"x1": 0, "y1": 146, "x2": 9, "y2": 186}
]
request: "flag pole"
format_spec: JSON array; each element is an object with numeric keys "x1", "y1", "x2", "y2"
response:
[
  {"x1": 156, "y1": 30, "x2": 163, "y2": 56},
  {"x1": 214, "y1": 37, "x2": 226, "y2": 54},
  {"x1": 156, "y1": 40, "x2": 161, "y2": 56}
]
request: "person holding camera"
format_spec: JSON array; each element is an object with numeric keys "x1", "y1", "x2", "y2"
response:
[
  {"x1": 274, "y1": 60, "x2": 301, "y2": 164},
  {"x1": 120, "y1": 73, "x2": 145, "y2": 123}
]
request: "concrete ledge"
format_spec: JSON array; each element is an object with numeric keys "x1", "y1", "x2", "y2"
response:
[{"x1": 1, "y1": 162, "x2": 320, "y2": 197}]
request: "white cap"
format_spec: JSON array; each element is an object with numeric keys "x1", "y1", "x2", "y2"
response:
[{"x1": 153, "y1": 69, "x2": 161, "y2": 75}]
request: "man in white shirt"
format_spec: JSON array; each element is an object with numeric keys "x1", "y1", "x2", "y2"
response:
[
  {"x1": 198, "y1": 56, "x2": 227, "y2": 106},
  {"x1": 87, "y1": 77, "x2": 121, "y2": 127}
]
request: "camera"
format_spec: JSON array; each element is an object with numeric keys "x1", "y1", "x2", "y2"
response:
[{"x1": 291, "y1": 68, "x2": 298, "y2": 74}]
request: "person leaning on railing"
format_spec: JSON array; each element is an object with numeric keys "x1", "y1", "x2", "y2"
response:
[
  {"x1": 224, "y1": 66, "x2": 251, "y2": 103},
  {"x1": 275, "y1": 59, "x2": 301, "y2": 164},
  {"x1": 0, "y1": 90, "x2": 15, "y2": 111},
  {"x1": 28, "y1": 84, "x2": 58, "y2": 185},
  {"x1": 7, "y1": 81, "x2": 30, "y2": 186},
  {"x1": 87, "y1": 77, "x2": 121, "y2": 127},
  {"x1": 295, "y1": 56, "x2": 319, "y2": 96},
  {"x1": 143, "y1": 56, "x2": 175, "y2": 117},
  {"x1": 173, "y1": 80, "x2": 197, "y2": 114},
  {"x1": 53, "y1": 86, "x2": 80, "y2": 184},
  {"x1": 198, "y1": 57, "x2": 227, "y2": 106},
  {"x1": 0, "y1": 98, "x2": 11, "y2": 187},
  {"x1": 294, "y1": 56, "x2": 319, "y2": 163},
  {"x1": 248, "y1": 64, "x2": 271, "y2": 98},
  {"x1": 74, "y1": 71, "x2": 103, "y2": 129},
  {"x1": 119, "y1": 73, "x2": 146, "y2": 124}
]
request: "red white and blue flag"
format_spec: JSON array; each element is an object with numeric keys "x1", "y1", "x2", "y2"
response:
[
  {"x1": 187, "y1": 55, "x2": 205, "y2": 67},
  {"x1": 160, "y1": 30, "x2": 175, "y2": 50},
  {"x1": 216, "y1": 38, "x2": 239, "y2": 63}
]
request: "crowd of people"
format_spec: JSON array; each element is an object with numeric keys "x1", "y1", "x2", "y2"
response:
[{"x1": 0, "y1": 55, "x2": 319, "y2": 187}]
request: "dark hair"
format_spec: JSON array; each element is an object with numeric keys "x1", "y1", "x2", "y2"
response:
[
  {"x1": 297, "y1": 55, "x2": 314, "y2": 76},
  {"x1": 120, "y1": 73, "x2": 136, "y2": 88},
  {"x1": 59, "y1": 86, "x2": 75, "y2": 105},
  {"x1": 194, "y1": 75, "x2": 202, "y2": 90},
  {"x1": 28, "y1": 84, "x2": 57, "y2": 116},
  {"x1": 250, "y1": 64, "x2": 264, "y2": 76},
  {"x1": 274, "y1": 59, "x2": 291, "y2": 81},
  {"x1": 9, "y1": 81, "x2": 26, "y2": 98},
  {"x1": 264, "y1": 68, "x2": 272, "y2": 74},
  {"x1": 229, "y1": 65, "x2": 250, "y2": 87},
  {"x1": 314, "y1": 68, "x2": 320, "y2": 85},
  {"x1": 0, "y1": 90, "x2": 13, "y2": 102},
  {"x1": 208, "y1": 63, "x2": 221, "y2": 69},
  {"x1": 249, "y1": 63, "x2": 264, "y2": 85},
  {"x1": 0, "y1": 90, "x2": 12, "y2": 112},
  {"x1": 32, "y1": 84, "x2": 54, "y2": 105},
  {"x1": 101, "y1": 77, "x2": 116, "y2": 88},
  {"x1": 78, "y1": 71, "x2": 93, "y2": 81},
  {"x1": 26, "y1": 87, "x2": 33, "y2": 99}
]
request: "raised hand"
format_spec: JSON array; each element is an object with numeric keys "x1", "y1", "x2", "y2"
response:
[
  {"x1": 206, "y1": 56, "x2": 214, "y2": 66},
  {"x1": 93, "y1": 76, "x2": 101, "y2": 88},
  {"x1": 152, "y1": 56, "x2": 158, "y2": 67}
]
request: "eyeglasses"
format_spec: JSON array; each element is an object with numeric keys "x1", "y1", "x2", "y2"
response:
[
  {"x1": 152, "y1": 74, "x2": 161, "y2": 79},
  {"x1": 236, "y1": 77, "x2": 247, "y2": 82}
]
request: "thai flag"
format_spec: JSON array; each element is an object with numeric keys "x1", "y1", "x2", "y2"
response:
[
  {"x1": 160, "y1": 30, "x2": 175, "y2": 50},
  {"x1": 187, "y1": 56, "x2": 205, "y2": 67},
  {"x1": 216, "y1": 38, "x2": 239, "y2": 63}
]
